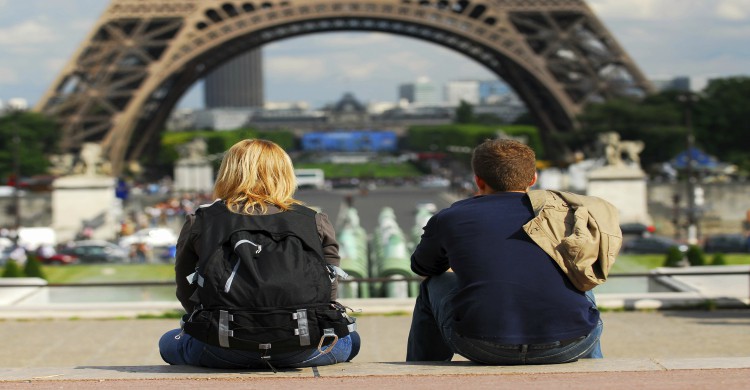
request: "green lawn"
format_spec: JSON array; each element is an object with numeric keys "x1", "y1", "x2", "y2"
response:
[
  {"x1": 611, "y1": 253, "x2": 750, "y2": 273},
  {"x1": 42, "y1": 264, "x2": 175, "y2": 284},
  {"x1": 610, "y1": 254, "x2": 666, "y2": 273}
]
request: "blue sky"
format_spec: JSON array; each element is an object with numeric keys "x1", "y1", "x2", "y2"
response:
[{"x1": 1, "y1": 0, "x2": 749, "y2": 109}]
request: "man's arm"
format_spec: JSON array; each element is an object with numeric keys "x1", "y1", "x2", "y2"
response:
[{"x1": 411, "y1": 213, "x2": 450, "y2": 276}]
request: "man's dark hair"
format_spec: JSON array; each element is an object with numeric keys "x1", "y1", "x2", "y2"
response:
[{"x1": 471, "y1": 139, "x2": 536, "y2": 192}]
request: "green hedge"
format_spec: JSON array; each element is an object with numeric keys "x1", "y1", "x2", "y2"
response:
[
  {"x1": 160, "y1": 129, "x2": 295, "y2": 165},
  {"x1": 403, "y1": 124, "x2": 543, "y2": 158}
]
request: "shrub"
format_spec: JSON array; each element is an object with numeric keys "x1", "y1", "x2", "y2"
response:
[
  {"x1": 2, "y1": 260, "x2": 23, "y2": 278},
  {"x1": 686, "y1": 245, "x2": 706, "y2": 266},
  {"x1": 711, "y1": 252, "x2": 727, "y2": 266},
  {"x1": 23, "y1": 255, "x2": 46, "y2": 279},
  {"x1": 664, "y1": 246, "x2": 684, "y2": 267}
]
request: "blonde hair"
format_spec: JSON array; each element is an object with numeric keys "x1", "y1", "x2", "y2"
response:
[{"x1": 213, "y1": 139, "x2": 302, "y2": 213}]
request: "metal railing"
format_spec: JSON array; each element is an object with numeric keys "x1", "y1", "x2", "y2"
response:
[{"x1": 1, "y1": 270, "x2": 748, "y2": 301}]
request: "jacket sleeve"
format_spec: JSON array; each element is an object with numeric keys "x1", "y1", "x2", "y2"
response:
[
  {"x1": 174, "y1": 214, "x2": 199, "y2": 312},
  {"x1": 411, "y1": 212, "x2": 450, "y2": 276},
  {"x1": 316, "y1": 212, "x2": 341, "y2": 300}
]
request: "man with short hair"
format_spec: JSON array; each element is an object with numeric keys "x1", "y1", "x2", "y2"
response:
[{"x1": 406, "y1": 139, "x2": 610, "y2": 364}]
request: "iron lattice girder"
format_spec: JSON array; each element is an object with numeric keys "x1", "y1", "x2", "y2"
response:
[{"x1": 36, "y1": 0, "x2": 652, "y2": 174}]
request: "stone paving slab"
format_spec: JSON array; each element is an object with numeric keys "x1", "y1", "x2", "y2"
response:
[{"x1": 2, "y1": 311, "x2": 750, "y2": 368}]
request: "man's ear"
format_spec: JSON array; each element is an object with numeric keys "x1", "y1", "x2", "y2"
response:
[
  {"x1": 529, "y1": 172, "x2": 538, "y2": 188},
  {"x1": 474, "y1": 175, "x2": 486, "y2": 192},
  {"x1": 475, "y1": 175, "x2": 496, "y2": 194}
]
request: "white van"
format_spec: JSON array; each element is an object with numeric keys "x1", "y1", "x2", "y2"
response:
[
  {"x1": 18, "y1": 227, "x2": 57, "y2": 251},
  {"x1": 295, "y1": 169, "x2": 325, "y2": 190}
]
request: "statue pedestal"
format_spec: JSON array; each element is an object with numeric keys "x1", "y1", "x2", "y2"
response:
[
  {"x1": 587, "y1": 166, "x2": 651, "y2": 225},
  {"x1": 174, "y1": 160, "x2": 214, "y2": 193},
  {"x1": 52, "y1": 175, "x2": 118, "y2": 242}
]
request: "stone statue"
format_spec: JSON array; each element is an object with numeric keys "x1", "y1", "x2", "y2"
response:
[
  {"x1": 48, "y1": 153, "x2": 76, "y2": 176},
  {"x1": 598, "y1": 132, "x2": 623, "y2": 166},
  {"x1": 620, "y1": 140, "x2": 645, "y2": 166},
  {"x1": 177, "y1": 138, "x2": 208, "y2": 162},
  {"x1": 72, "y1": 143, "x2": 109, "y2": 176},
  {"x1": 597, "y1": 132, "x2": 644, "y2": 168}
]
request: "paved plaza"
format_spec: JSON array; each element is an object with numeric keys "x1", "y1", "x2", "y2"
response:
[{"x1": 0, "y1": 308, "x2": 749, "y2": 388}]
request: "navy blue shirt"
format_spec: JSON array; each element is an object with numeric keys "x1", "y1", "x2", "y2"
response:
[{"x1": 411, "y1": 192, "x2": 599, "y2": 344}]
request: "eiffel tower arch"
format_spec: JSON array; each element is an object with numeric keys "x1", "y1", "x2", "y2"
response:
[{"x1": 36, "y1": 0, "x2": 653, "y2": 175}]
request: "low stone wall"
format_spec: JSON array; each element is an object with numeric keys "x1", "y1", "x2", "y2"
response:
[{"x1": 648, "y1": 181, "x2": 750, "y2": 235}]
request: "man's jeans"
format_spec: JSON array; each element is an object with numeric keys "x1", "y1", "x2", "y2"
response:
[
  {"x1": 406, "y1": 272, "x2": 603, "y2": 364},
  {"x1": 159, "y1": 329, "x2": 360, "y2": 369}
]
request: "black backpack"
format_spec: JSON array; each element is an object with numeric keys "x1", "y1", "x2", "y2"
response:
[{"x1": 182, "y1": 203, "x2": 354, "y2": 361}]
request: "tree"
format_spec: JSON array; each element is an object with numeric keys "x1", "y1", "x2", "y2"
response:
[
  {"x1": 664, "y1": 246, "x2": 684, "y2": 267},
  {"x1": 0, "y1": 111, "x2": 60, "y2": 179},
  {"x1": 23, "y1": 255, "x2": 46, "y2": 279},
  {"x1": 686, "y1": 245, "x2": 706, "y2": 266},
  {"x1": 575, "y1": 94, "x2": 687, "y2": 168},
  {"x1": 694, "y1": 77, "x2": 750, "y2": 173},
  {"x1": 2, "y1": 260, "x2": 23, "y2": 278},
  {"x1": 711, "y1": 253, "x2": 727, "y2": 266},
  {"x1": 454, "y1": 100, "x2": 474, "y2": 124}
]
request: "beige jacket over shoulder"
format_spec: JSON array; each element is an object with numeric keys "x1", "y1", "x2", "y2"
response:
[{"x1": 523, "y1": 190, "x2": 623, "y2": 291}]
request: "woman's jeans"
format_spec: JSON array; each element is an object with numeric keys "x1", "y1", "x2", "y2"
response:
[
  {"x1": 159, "y1": 329, "x2": 360, "y2": 369},
  {"x1": 406, "y1": 272, "x2": 603, "y2": 364}
]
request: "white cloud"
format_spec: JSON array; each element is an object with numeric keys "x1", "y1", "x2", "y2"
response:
[
  {"x1": 716, "y1": 0, "x2": 750, "y2": 20},
  {"x1": 315, "y1": 32, "x2": 392, "y2": 48},
  {"x1": 589, "y1": 0, "x2": 718, "y2": 21},
  {"x1": 45, "y1": 57, "x2": 68, "y2": 74},
  {"x1": 379, "y1": 48, "x2": 435, "y2": 76},
  {"x1": 265, "y1": 56, "x2": 326, "y2": 83},
  {"x1": 588, "y1": 0, "x2": 660, "y2": 19},
  {"x1": 0, "y1": 19, "x2": 59, "y2": 45},
  {"x1": 0, "y1": 66, "x2": 19, "y2": 84},
  {"x1": 337, "y1": 61, "x2": 379, "y2": 81}
]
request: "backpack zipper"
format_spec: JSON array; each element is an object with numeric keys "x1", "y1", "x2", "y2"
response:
[{"x1": 225, "y1": 239, "x2": 263, "y2": 293}]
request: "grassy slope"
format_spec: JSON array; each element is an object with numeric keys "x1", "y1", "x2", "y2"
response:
[
  {"x1": 611, "y1": 254, "x2": 750, "y2": 273},
  {"x1": 42, "y1": 264, "x2": 175, "y2": 283}
]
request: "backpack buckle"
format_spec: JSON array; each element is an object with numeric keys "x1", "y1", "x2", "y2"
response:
[{"x1": 317, "y1": 328, "x2": 338, "y2": 355}]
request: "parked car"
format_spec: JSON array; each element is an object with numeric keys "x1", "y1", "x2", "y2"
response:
[
  {"x1": 622, "y1": 235, "x2": 687, "y2": 254},
  {"x1": 703, "y1": 234, "x2": 750, "y2": 253},
  {"x1": 620, "y1": 223, "x2": 651, "y2": 236},
  {"x1": 39, "y1": 252, "x2": 78, "y2": 265},
  {"x1": 56, "y1": 240, "x2": 129, "y2": 263},
  {"x1": 118, "y1": 227, "x2": 178, "y2": 249}
]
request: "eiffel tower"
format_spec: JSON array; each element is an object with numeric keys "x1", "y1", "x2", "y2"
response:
[{"x1": 36, "y1": 0, "x2": 652, "y2": 174}]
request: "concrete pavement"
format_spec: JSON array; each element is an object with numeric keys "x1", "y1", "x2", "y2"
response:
[{"x1": 1, "y1": 309, "x2": 749, "y2": 388}]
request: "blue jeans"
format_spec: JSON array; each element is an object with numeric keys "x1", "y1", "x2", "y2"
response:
[
  {"x1": 406, "y1": 272, "x2": 603, "y2": 364},
  {"x1": 159, "y1": 329, "x2": 360, "y2": 369}
]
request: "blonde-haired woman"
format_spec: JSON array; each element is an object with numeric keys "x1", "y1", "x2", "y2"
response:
[{"x1": 159, "y1": 139, "x2": 360, "y2": 369}]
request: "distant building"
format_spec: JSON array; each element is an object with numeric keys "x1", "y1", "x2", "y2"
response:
[
  {"x1": 204, "y1": 49, "x2": 264, "y2": 108},
  {"x1": 326, "y1": 93, "x2": 370, "y2": 126},
  {"x1": 478, "y1": 80, "x2": 512, "y2": 104},
  {"x1": 194, "y1": 108, "x2": 255, "y2": 130},
  {"x1": 650, "y1": 76, "x2": 691, "y2": 92},
  {"x1": 444, "y1": 80, "x2": 480, "y2": 106},
  {"x1": 474, "y1": 101, "x2": 528, "y2": 123},
  {"x1": 165, "y1": 108, "x2": 197, "y2": 131},
  {"x1": 398, "y1": 84, "x2": 415, "y2": 103},
  {"x1": 398, "y1": 77, "x2": 440, "y2": 105}
]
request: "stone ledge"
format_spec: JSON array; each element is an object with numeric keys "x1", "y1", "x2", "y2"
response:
[{"x1": 1, "y1": 358, "x2": 749, "y2": 382}]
